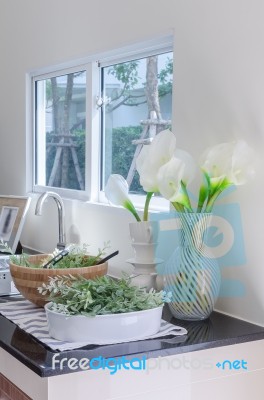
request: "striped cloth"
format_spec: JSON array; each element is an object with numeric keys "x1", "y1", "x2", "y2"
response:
[{"x1": 0, "y1": 301, "x2": 187, "y2": 351}]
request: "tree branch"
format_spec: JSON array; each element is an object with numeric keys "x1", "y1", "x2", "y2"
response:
[{"x1": 108, "y1": 94, "x2": 146, "y2": 112}]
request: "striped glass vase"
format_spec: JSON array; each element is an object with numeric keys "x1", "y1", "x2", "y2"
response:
[{"x1": 164, "y1": 212, "x2": 221, "y2": 321}]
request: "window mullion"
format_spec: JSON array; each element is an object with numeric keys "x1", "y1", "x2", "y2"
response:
[
  {"x1": 85, "y1": 62, "x2": 101, "y2": 202},
  {"x1": 35, "y1": 80, "x2": 46, "y2": 186}
]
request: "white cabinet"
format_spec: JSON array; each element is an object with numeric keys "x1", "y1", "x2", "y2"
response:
[{"x1": 1, "y1": 339, "x2": 264, "y2": 400}]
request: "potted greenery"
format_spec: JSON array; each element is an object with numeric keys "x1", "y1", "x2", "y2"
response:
[{"x1": 40, "y1": 275, "x2": 172, "y2": 343}]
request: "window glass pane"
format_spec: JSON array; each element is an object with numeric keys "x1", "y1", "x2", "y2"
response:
[
  {"x1": 101, "y1": 52, "x2": 173, "y2": 194},
  {"x1": 35, "y1": 71, "x2": 86, "y2": 190}
]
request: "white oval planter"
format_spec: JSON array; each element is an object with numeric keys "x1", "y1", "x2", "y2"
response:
[{"x1": 45, "y1": 303, "x2": 163, "y2": 343}]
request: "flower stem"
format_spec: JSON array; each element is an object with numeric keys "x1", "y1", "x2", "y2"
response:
[
  {"x1": 197, "y1": 172, "x2": 210, "y2": 212},
  {"x1": 143, "y1": 192, "x2": 154, "y2": 221},
  {"x1": 205, "y1": 190, "x2": 222, "y2": 212},
  {"x1": 197, "y1": 185, "x2": 208, "y2": 213},
  {"x1": 205, "y1": 179, "x2": 231, "y2": 212},
  {"x1": 124, "y1": 200, "x2": 141, "y2": 222},
  {"x1": 172, "y1": 202, "x2": 185, "y2": 212},
  {"x1": 180, "y1": 181, "x2": 193, "y2": 212}
]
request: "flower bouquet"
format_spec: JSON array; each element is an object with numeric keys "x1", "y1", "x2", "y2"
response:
[{"x1": 105, "y1": 129, "x2": 255, "y2": 217}]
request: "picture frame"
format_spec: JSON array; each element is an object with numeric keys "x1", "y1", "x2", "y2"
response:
[{"x1": 0, "y1": 196, "x2": 31, "y2": 253}]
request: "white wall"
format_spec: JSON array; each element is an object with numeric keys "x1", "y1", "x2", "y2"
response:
[{"x1": 0, "y1": 0, "x2": 264, "y2": 324}]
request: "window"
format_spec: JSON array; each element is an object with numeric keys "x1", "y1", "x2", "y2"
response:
[
  {"x1": 32, "y1": 37, "x2": 173, "y2": 207},
  {"x1": 100, "y1": 51, "x2": 173, "y2": 195}
]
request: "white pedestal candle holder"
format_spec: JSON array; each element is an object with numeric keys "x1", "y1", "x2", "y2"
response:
[
  {"x1": 128, "y1": 221, "x2": 163, "y2": 291},
  {"x1": 126, "y1": 258, "x2": 164, "y2": 291}
]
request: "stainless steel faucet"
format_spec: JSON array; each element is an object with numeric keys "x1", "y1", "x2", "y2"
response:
[{"x1": 35, "y1": 191, "x2": 66, "y2": 250}]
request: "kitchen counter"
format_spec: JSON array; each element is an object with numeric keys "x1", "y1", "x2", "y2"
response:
[{"x1": 0, "y1": 296, "x2": 263, "y2": 378}]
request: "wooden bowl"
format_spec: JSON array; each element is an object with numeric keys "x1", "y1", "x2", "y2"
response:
[{"x1": 9, "y1": 254, "x2": 108, "y2": 307}]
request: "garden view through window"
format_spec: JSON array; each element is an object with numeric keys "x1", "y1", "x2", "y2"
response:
[
  {"x1": 35, "y1": 71, "x2": 86, "y2": 191},
  {"x1": 101, "y1": 51, "x2": 173, "y2": 194},
  {"x1": 34, "y1": 48, "x2": 173, "y2": 199}
]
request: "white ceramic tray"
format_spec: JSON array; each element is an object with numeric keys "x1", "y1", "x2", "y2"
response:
[{"x1": 45, "y1": 303, "x2": 163, "y2": 343}]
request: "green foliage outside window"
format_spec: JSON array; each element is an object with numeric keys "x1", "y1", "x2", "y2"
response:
[{"x1": 46, "y1": 126, "x2": 143, "y2": 193}]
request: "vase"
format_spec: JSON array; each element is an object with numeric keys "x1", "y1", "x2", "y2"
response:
[
  {"x1": 129, "y1": 220, "x2": 159, "y2": 244},
  {"x1": 164, "y1": 213, "x2": 221, "y2": 321},
  {"x1": 127, "y1": 221, "x2": 163, "y2": 290},
  {"x1": 127, "y1": 258, "x2": 164, "y2": 291}
]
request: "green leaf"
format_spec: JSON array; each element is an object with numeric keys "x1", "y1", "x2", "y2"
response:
[{"x1": 43, "y1": 275, "x2": 170, "y2": 316}]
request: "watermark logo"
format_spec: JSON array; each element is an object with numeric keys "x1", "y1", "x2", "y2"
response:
[
  {"x1": 51, "y1": 354, "x2": 248, "y2": 374},
  {"x1": 147, "y1": 356, "x2": 213, "y2": 371},
  {"x1": 51, "y1": 354, "x2": 214, "y2": 373},
  {"x1": 52, "y1": 354, "x2": 146, "y2": 375},
  {"x1": 151, "y1": 202, "x2": 246, "y2": 298},
  {"x1": 216, "y1": 359, "x2": 248, "y2": 371}
]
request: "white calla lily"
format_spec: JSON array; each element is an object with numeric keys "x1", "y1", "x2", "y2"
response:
[
  {"x1": 200, "y1": 142, "x2": 234, "y2": 188},
  {"x1": 157, "y1": 157, "x2": 185, "y2": 201},
  {"x1": 200, "y1": 140, "x2": 255, "y2": 187},
  {"x1": 199, "y1": 140, "x2": 255, "y2": 211},
  {"x1": 136, "y1": 129, "x2": 176, "y2": 192},
  {"x1": 174, "y1": 149, "x2": 196, "y2": 185},
  {"x1": 157, "y1": 150, "x2": 196, "y2": 211},
  {"x1": 229, "y1": 140, "x2": 255, "y2": 185},
  {"x1": 105, "y1": 174, "x2": 141, "y2": 221},
  {"x1": 105, "y1": 174, "x2": 129, "y2": 205}
]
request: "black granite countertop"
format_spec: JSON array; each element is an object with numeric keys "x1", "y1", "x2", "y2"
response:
[{"x1": 0, "y1": 295, "x2": 264, "y2": 378}]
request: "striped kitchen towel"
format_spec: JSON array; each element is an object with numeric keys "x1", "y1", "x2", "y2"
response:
[{"x1": 0, "y1": 300, "x2": 187, "y2": 351}]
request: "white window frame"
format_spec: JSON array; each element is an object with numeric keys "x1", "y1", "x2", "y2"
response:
[{"x1": 28, "y1": 34, "x2": 173, "y2": 211}]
